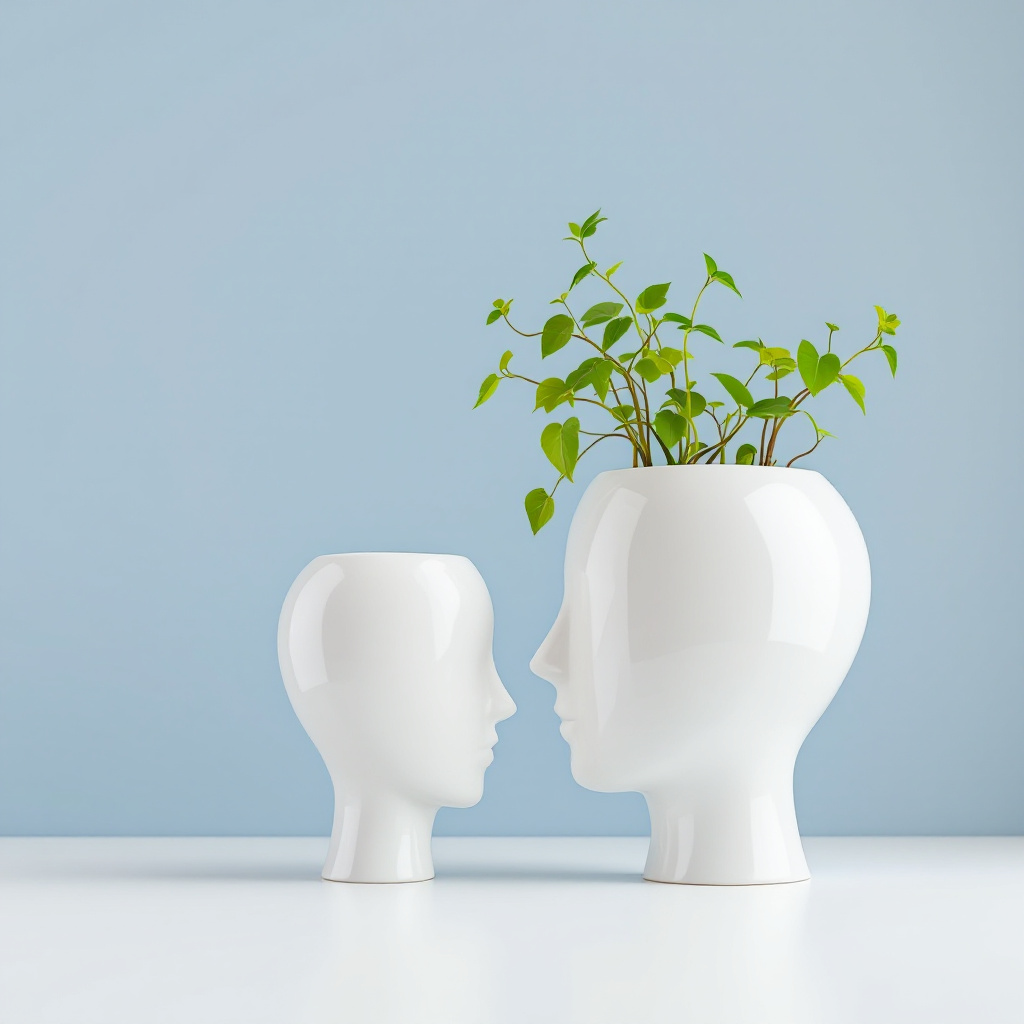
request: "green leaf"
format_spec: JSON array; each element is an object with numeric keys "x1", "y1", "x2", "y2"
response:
[
  {"x1": 590, "y1": 360, "x2": 615, "y2": 401},
  {"x1": 474, "y1": 373, "x2": 499, "y2": 408},
  {"x1": 797, "y1": 339, "x2": 819, "y2": 392},
  {"x1": 840, "y1": 374, "x2": 866, "y2": 413},
  {"x1": 605, "y1": 261, "x2": 623, "y2": 278},
  {"x1": 567, "y1": 222, "x2": 581, "y2": 238},
  {"x1": 580, "y1": 209, "x2": 607, "y2": 239},
  {"x1": 635, "y1": 357, "x2": 663, "y2": 383},
  {"x1": 525, "y1": 488, "x2": 555, "y2": 534},
  {"x1": 733, "y1": 339, "x2": 763, "y2": 352},
  {"x1": 540, "y1": 423, "x2": 563, "y2": 474},
  {"x1": 561, "y1": 417, "x2": 580, "y2": 479},
  {"x1": 825, "y1": 322, "x2": 840, "y2": 333},
  {"x1": 541, "y1": 314, "x2": 574, "y2": 358},
  {"x1": 654, "y1": 409, "x2": 687, "y2": 449},
  {"x1": 874, "y1": 306, "x2": 900, "y2": 335},
  {"x1": 611, "y1": 404, "x2": 635, "y2": 423},
  {"x1": 735, "y1": 443, "x2": 757, "y2": 465},
  {"x1": 761, "y1": 346, "x2": 791, "y2": 364},
  {"x1": 747, "y1": 397, "x2": 794, "y2": 419},
  {"x1": 703, "y1": 253, "x2": 718, "y2": 275},
  {"x1": 486, "y1": 309, "x2": 502, "y2": 325},
  {"x1": 636, "y1": 283, "x2": 671, "y2": 313},
  {"x1": 710, "y1": 372, "x2": 753, "y2": 408},
  {"x1": 765, "y1": 367, "x2": 794, "y2": 380},
  {"x1": 666, "y1": 388, "x2": 707, "y2": 419},
  {"x1": 565, "y1": 357, "x2": 602, "y2": 391},
  {"x1": 712, "y1": 270, "x2": 742, "y2": 297},
  {"x1": 691, "y1": 324, "x2": 724, "y2": 343},
  {"x1": 659, "y1": 346, "x2": 683, "y2": 365},
  {"x1": 499, "y1": 350, "x2": 513, "y2": 373},
  {"x1": 580, "y1": 301, "x2": 624, "y2": 327},
  {"x1": 800, "y1": 408, "x2": 836, "y2": 440},
  {"x1": 570, "y1": 262, "x2": 596, "y2": 290},
  {"x1": 492, "y1": 299, "x2": 504, "y2": 309},
  {"x1": 535, "y1": 377, "x2": 569, "y2": 412},
  {"x1": 813, "y1": 352, "x2": 841, "y2": 394},
  {"x1": 881, "y1": 344, "x2": 898, "y2": 376},
  {"x1": 661, "y1": 312, "x2": 692, "y2": 327},
  {"x1": 541, "y1": 417, "x2": 580, "y2": 481},
  {"x1": 602, "y1": 317, "x2": 633, "y2": 350}
]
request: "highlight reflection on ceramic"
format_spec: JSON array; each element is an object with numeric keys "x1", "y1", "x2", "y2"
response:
[{"x1": 531, "y1": 467, "x2": 871, "y2": 884}]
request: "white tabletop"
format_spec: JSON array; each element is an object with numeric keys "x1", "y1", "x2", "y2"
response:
[{"x1": 0, "y1": 836, "x2": 1021, "y2": 1023}]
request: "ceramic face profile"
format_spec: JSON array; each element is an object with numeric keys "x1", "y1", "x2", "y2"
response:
[
  {"x1": 531, "y1": 466, "x2": 871, "y2": 884},
  {"x1": 279, "y1": 552, "x2": 516, "y2": 883}
]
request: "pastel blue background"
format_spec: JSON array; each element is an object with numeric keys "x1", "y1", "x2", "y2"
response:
[{"x1": 2, "y1": 0, "x2": 1021, "y2": 837}]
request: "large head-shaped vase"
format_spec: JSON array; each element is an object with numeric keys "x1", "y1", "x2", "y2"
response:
[
  {"x1": 531, "y1": 467, "x2": 870, "y2": 884},
  {"x1": 279, "y1": 552, "x2": 516, "y2": 883}
]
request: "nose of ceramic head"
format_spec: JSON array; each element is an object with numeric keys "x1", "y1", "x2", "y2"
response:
[
  {"x1": 488, "y1": 666, "x2": 517, "y2": 724},
  {"x1": 530, "y1": 611, "x2": 569, "y2": 688}
]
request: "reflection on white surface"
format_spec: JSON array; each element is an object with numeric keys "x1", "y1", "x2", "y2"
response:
[
  {"x1": 302, "y1": 882, "x2": 488, "y2": 1024},
  {"x1": 569, "y1": 880, "x2": 819, "y2": 1024},
  {"x1": 1, "y1": 838, "x2": 1023, "y2": 1024}
]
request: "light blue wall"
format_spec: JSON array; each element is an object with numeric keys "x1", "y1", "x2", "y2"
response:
[{"x1": 1, "y1": 0, "x2": 1021, "y2": 836}]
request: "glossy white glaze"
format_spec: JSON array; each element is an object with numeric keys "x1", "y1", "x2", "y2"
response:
[
  {"x1": 279, "y1": 553, "x2": 516, "y2": 883},
  {"x1": 532, "y1": 466, "x2": 871, "y2": 884}
]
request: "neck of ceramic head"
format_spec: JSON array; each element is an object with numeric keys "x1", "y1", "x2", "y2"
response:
[
  {"x1": 642, "y1": 753, "x2": 809, "y2": 885},
  {"x1": 323, "y1": 780, "x2": 438, "y2": 883}
]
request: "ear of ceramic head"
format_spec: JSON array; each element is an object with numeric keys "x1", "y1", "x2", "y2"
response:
[
  {"x1": 278, "y1": 552, "x2": 515, "y2": 882},
  {"x1": 530, "y1": 467, "x2": 870, "y2": 884}
]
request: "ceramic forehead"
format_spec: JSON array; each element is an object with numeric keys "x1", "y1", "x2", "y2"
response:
[{"x1": 283, "y1": 555, "x2": 513, "y2": 808}]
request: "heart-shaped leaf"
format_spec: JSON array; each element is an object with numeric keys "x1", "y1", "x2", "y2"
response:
[
  {"x1": 580, "y1": 301, "x2": 624, "y2": 327},
  {"x1": 634, "y1": 357, "x2": 663, "y2": 383},
  {"x1": 881, "y1": 344, "x2": 898, "y2": 377},
  {"x1": 691, "y1": 324, "x2": 723, "y2": 343},
  {"x1": 636, "y1": 283, "x2": 671, "y2": 313},
  {"x1": 812, "y1": 353, "x2": 840, "y2": 393},
  {"x1": 735, "y1": 443, "x2": 757, "y2": 465},
  {"x1": 534, "y1": 377, "x2": 569, "y2": 412},
  {"x1": 474, "y1": 374, "x2": 499, "y2": 408},
  {"x1": 654, "y1": 409, "x2": 687, "y2": 449},
  {"x1": 525, "y1": 488, "x2": 555, "y2": 534},
  {"x1": 540, "y1": 417, "x2": 580, "y2": 480},
  {"x1": 541, "y1": 314, "x2": 574, "y2": 358},
  {"x1": 710, "y1": 373, "x2": 753, "y2": 409},
  {"x1": 797, "y1": 339, "x2": 819, "y2": 392},
  {"x1": 840, "y1": 374, "x2": 866, "y2": 413},
  {"x1": 570, "y1": 262, "x2": 596, "y2": 290},
  {"x1": 602, "y1": 316, "x2": 633, "y2": 350}
]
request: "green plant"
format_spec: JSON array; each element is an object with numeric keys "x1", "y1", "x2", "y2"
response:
[{"x1": 475, "y1": 210, "x2": 901, "y2": 533}]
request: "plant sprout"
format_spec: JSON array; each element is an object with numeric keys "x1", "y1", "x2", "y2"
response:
[{"x1": 475, "y1": 210, "x2": 901, "y2": 533}]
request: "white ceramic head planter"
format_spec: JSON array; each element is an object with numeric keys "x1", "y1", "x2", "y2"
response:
[
  {"x1": 531, "y1": 467, "x2": 870, "y2": 885},
  {"x1": 279, "y1": 553, "x2": 516, "y2": 883}
]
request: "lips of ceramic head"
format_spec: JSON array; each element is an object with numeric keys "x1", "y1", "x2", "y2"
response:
[{"x1": 481, "y1": 667, "x2": 516, "y2": 762}]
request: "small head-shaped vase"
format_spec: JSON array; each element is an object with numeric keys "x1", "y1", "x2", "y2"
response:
[
  {"x1": 531, "y1": 467, "x2": 870, "y2": 884},
  {"x1": 279, "y1": 552, "x2": 516, "y2": 882}
]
